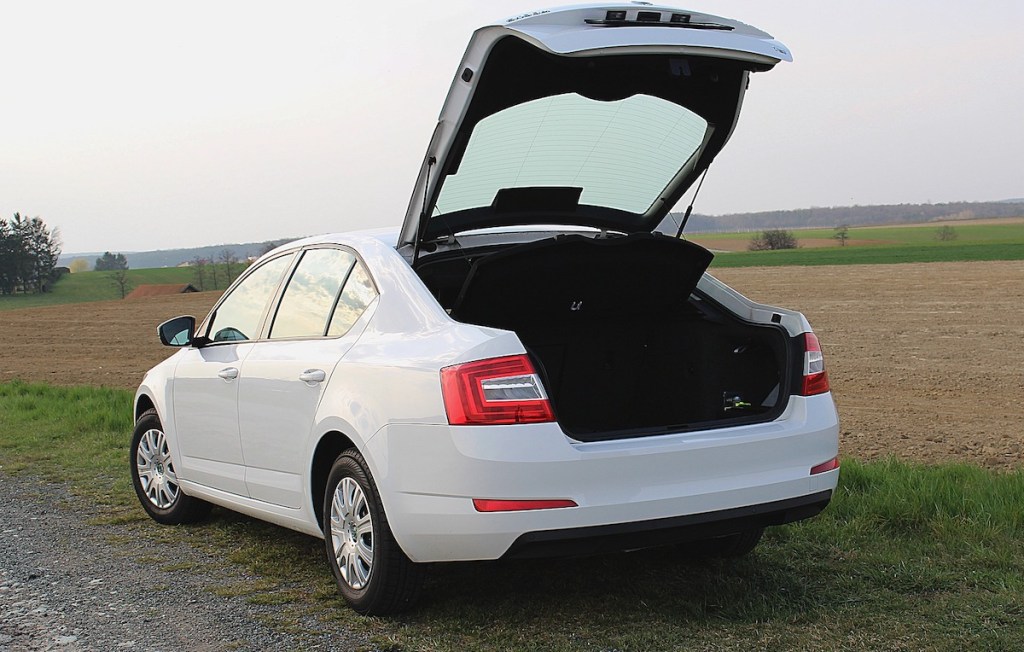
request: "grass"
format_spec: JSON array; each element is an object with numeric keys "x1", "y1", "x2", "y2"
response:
[
  {"x1": 711, "y1": 241, "x2": 1024, "y2": 267},
  {"x1": 694, "y1": 221, "x2": 1024, "y2": 267},
  {"x1": 0, "y1": 264, "x2": 238, "y2": 311},
  {"x1": 3, "y1": 380, "x2": 1024, "y2": 650}
]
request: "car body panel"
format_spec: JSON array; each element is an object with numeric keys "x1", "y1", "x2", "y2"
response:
[
  {"x1": 374, "y1": 393, "x2": 838, "y2": 562},
  {"x1": 171, "y1": 342, "x2": 254, "y2": 496}
]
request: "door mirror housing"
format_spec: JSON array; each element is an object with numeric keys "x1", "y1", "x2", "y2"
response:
[{"x1": 158, "y1": 316, "x2": 196, "y2": 347}]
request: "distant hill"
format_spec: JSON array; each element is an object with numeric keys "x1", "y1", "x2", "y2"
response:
[
  {"x1": 59, "y1": 238, "x2": 301, "y2": 270},
  {"x1": 659, "y1": 201, "x2": 1024, "y2": 235}
]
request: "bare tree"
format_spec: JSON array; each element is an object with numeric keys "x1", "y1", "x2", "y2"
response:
[
  {"x1": 191, "y1": 256, "x2": 208, "y2": 291},
  {"x1": 935, "y1": 226, "x2": 958, "y2": 241},
  {"x1": 833, "y1": 224, "x2": 850, "y2": 246},
  {"x1": 109, "y1": 269, "x2": 132, "y2": 299},
  {"x1": 219, "y1": 248, "x2": 240, "y2": 286},
  {"x1": 208, "y1": 256, "x2": 220, "y2": 290}
]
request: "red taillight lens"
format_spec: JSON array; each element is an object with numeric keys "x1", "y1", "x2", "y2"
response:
[
  {"x1": 473, "y1": 498, "x2": 577, "y2": 512},
  {"x1": 810, "y1": 457, "x2": 840, "y2": 475},
  {"x1": 441, "y1": 354, "x2": 555, "y2": 425},
  {"x1": 800, "y1": 332, "x2": 830, "y2": 396}
]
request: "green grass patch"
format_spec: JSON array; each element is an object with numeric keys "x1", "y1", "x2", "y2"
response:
[
  {"x1": 2, "y1": 381, "x2": 1024, "y2": 650},
  {"x1": 711, "y1": 241, "x2": 1024, "y2": 267},
  {"x1": 0, "y1": 265, "x2": 236, "y2": 311},
  {"x1": 691, "y1": 221, "x2": 1024, "y2": 267}
]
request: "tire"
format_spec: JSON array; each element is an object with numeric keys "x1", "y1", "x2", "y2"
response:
[
  {"x1": 130, "y1": 408, "x2": 211, "y2": 525},
  {"x1": 323, "y1": 449, "x2": 423, "y2": 615}
]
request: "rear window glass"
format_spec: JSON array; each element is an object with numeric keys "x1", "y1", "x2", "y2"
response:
[{"x1": 434, "y1": 93, "x2": 710, "y2": 217}]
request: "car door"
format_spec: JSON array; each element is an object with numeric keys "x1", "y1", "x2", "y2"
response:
[
  {"x1": 238, "y1": 247, "x2": 379, "y2": 509},
  {"x1": 172, "y1": 252, "x2": 296, "y2": 496}
]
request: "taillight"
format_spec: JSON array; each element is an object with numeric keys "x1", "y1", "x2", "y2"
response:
[
  {"x1": 800, "y1": 332, "x2": 830, "y2": 396},
  {"x1": 441, "y1": 354, "x2": 555, "y2": 425}
]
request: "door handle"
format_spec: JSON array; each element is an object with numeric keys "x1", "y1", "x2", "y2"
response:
[
  {"x1": 217, "y1": 367, "x2": 239, "y2": 381},
  {"x1": 299, "y1": 369, "x2": 326, "y2": 384}
]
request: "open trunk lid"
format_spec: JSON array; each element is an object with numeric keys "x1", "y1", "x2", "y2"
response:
[{"x1": 398, "y1": 4, "x2": 791, "y2": 255}]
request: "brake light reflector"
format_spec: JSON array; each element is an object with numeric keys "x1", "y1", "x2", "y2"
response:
[
  {"x1": 810, "y1": 457, "x2": 840, "y2": 475},
  {"x1": 441, "y1": 355, "x2": 555, "y2": 425},
  {"x1": 473, "y1": 498, "x2": 577, "y2": 512},
  {"x1": 800, "y1": 332, "x2": 831, "y2": 396}
]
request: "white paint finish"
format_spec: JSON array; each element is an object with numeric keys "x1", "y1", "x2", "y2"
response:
[
  {"x1": 378, "y1": 394, "x2": 837, "y2": 561},
  {"x1": 170, "y1": 342, "x2": 254, "y2": 496},
  {"x1": 237, "y1": 309, "x2": 373, "y2": 509}
]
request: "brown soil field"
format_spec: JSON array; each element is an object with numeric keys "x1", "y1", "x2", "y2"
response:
[{"x1": 2, "y1": 261, "x2": 1023, "y2": 469}]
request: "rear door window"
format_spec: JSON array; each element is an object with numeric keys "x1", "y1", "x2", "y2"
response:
[
  {"x1": 270, "y1": 248, "x2": 357, "y2": 339},
  {"x1": 327, "y1": 261, "x2": 377, "y2": 337}
]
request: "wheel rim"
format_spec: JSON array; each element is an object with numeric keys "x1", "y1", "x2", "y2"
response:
[
  {"x1": 330, "y1": 477, "x2": 374, "y2": 590},
  {"x1": 136, "y1": 428, "x2": 180, "y2": 509}
]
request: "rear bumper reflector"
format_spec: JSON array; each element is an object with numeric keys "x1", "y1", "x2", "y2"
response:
[{"x1": 473, "y1": 499, "x2": 578, "y2": 512}]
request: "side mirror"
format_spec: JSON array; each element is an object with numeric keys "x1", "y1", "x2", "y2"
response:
[{"x1": 158, "y1": 315, "x2": 196, "y2": 347}]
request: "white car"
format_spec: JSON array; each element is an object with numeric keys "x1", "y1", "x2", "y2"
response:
[{"x1": 132, "y1": 4, "x2": 839, "y2": 615}]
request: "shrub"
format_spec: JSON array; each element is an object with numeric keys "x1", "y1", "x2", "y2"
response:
[{"x1": 749, "y1": 229, "x2": 798, "y2": 251}]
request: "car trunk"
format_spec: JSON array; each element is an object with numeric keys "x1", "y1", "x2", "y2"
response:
[{"x1": 416, "y1": 233, "x2": 792, "y2": 441}]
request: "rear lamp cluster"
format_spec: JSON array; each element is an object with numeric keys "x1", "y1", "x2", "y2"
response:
[
  {"x1": 441, "y1": 354, "x2": 555, "y2": 426},
  {"x1": 800, "y1": 332, "x2": 831, "y2": 396}
]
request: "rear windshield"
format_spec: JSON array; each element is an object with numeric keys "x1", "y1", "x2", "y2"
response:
[{"x1": 434, "y1": 93, "x2": 711, "y2": 218}]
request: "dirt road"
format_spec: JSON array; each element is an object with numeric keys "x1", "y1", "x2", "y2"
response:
[{"x1": 2, "y1": 260, "x2": 1022, "y2": 468}]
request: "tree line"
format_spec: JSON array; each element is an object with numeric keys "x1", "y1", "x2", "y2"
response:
[{"x1": 0, "y1": 213, "x2": 63, "y2": 295}]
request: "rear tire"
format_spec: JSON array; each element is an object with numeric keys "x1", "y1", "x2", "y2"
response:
[
  {"x1": 130, "y1": 408, "x2": 211, "y2": 525},
  {"x1": 323, "y1": 449, "x2": 423, "y2": 615}
]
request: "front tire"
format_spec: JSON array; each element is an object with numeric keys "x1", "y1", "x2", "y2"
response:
[
  {"x1": 324, "y1": 449, "x2": 422, "y2": 615},
  {"x1": 130, "y1": 408, "x2": 211, "y2": 525}
]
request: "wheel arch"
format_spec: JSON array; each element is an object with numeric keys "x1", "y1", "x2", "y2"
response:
[
  {"x1": 135, "y1": 393, "x2": 157, "y2": 421},
  {"x1": 310, "y1": 430, "x2": 358, "y2": 532}
]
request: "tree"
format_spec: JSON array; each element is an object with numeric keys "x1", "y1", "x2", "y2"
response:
[
  {"x1": 109, "y1": 269, "x2": 132, "y2": 299},
  {"x1": 935, "y1": 226, "x2": 958, "y2": 241},
  {"x1": 219, "y1": 248, "x2": 239, "y2": 286},
  {"x1": 191, "y1": 256, "x2": 209, "y2": 291},
  {"x1": 833, "y1": 224, "x2": 850, "y2": 247},
  {"x1": 749, "y1": 229, "x2": 798, "y2": 251},
  {"x1": 0, "y1": 213, "x2": 62, "y2": 294},
  {"x1": 95, "y1": 251, "x2": 129, "y2": 271},
  {"x1": 208, "y1": 256, "x2": 220, "y2": 290},
  {"x1": 69, "y1": 258, "x2": 90, "y2": 273}
]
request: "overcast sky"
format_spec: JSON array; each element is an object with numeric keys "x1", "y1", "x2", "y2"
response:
[{"x1": 2, "y1": 1, "x2": 1021, "y2": 254}]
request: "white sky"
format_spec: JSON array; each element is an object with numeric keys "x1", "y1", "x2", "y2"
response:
[{"x1": 2, "y1": 1, "x2": 1021, "y2": 253}]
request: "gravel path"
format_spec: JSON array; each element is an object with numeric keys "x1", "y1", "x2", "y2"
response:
[{"x1": 0, "y1": 472, "x2": 364, "y2": 651}]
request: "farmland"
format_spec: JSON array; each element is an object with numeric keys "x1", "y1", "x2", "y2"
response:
[
  {"x1": 2, "y1": 259, "x2": 1022, "y2": 467},
  {"x1": 695, "y1": 218, "x2": 1024, "y2": 267}
]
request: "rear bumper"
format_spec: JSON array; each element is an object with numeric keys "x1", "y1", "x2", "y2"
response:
[
  {"x1": 367, "y1": 393, "x2": 840, "y2": 563},
  {"x1": 503, "y1": 490, "x2": 832, "y2": 559}
]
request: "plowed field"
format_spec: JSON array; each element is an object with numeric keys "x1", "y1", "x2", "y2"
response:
[{"x1": 2, "y1": 261, "x2": 1022, "y2": 468}]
